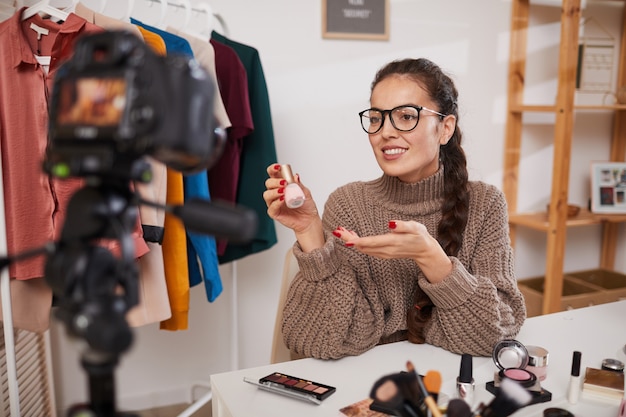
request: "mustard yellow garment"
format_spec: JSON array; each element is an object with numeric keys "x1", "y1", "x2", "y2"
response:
[{"x1": 135, "y1": 25, "x2": 190, "y2": 330}]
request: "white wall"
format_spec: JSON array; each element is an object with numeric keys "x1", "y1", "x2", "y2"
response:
[{"x1": 41, "y1": 0, "x2": 625, "y2": 413}]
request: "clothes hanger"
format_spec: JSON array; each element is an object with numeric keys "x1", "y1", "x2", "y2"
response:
[
  {"x1": 196, "y1": 2, "x2": 213, "y2": 37},
  {"x1": 120, "y1": 0, "x2": 134, "y2": 22},
  {"x1": 179, "y1": 0, "x2": 191, "y2": 29},
  {"x1": 21, "y1": 0, "x2": 69, "y2": 21},
  {"x1": 156, "y1": 0, "x2": 168, "y2": 29},
  {"x1": 61, "y1": 0, "x2": 79, "y2": 14}
]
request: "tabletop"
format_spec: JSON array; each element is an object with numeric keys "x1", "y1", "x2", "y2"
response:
[{"x1": 210, "y1": 300, "x2": 626, "y2": 417}]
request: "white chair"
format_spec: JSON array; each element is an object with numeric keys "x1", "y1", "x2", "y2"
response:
[{"x1": 270, "y1": 248, "x2": 299, "y2": 364}]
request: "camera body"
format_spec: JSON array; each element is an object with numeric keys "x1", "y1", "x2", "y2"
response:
[{"x1": 47, "y1": 30, "x2": 224, "y2": 178}]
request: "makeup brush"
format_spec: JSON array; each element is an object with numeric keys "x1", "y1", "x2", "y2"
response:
[
  {"x1": 477, "y1": 377, "x2": 532, "y2": 417},
  {"x1": 369, "y1": 371, "x2": 426, "y2": 417},
  {"x1": 424, "y1": 370, "x2": 442, "y2": 402},
  {"x1": 407, "y1": 361, "x2": 443, "y2": 417}
]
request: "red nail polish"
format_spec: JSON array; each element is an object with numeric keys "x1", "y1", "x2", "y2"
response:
[
  {"x1": 274, "y1": 164, "x2": 281, "y2": 170},
  {"x1": 278, "y1": 187, "x2": 284, "y2": 194},
  {"x1": 388, "y1": 221, "x2": 397, "y2": 229},
  {"x1": 333, "y1": 231, "x2": 341, "y2": 238},
  {"x1": 279, "y1": 179, "x2": 286, "y2": 186},
  {"x1": 279, "y1": 195, "x2": 285, "y2": 201},
  {"x1": 345, "y1": 242, "x2": 354, "y2": 247}
]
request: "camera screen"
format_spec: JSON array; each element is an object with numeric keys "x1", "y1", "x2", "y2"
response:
[{"x1": 56, "y1": 77, "x2": 127, "y2": 128}]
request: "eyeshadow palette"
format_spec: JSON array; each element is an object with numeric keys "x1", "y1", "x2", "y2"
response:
[{"x1": 243, "y1": 372, "x2": 336, "y2": 405}]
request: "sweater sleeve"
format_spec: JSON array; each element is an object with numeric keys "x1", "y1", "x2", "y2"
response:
[
  {"x1": 281, "y1": 195, "x2": 389, "y2": 359},
  {"x1": 421, "y1": 185, "x2": 526, "y2": 356}
]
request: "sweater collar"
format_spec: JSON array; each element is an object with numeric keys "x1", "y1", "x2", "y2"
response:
[{"x1": 374, "y1": 167, "x2": 445, "y2": 205}]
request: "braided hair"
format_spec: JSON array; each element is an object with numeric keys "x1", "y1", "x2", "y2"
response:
[{"x1": 370, "y1": 58, "x2": 469, "y2": 343}]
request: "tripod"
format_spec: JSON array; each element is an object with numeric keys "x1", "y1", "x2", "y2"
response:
[{"x1": 45, "y1": 164, "x2": 145, "y2": 417}]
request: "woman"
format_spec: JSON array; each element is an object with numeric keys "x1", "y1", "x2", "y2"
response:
[{"x1": 264, "y1": 58, "x2": 526, "y2": 360}]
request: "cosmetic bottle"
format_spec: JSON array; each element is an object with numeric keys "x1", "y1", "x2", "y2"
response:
[
  {"x1": 281, "y1": 164, "x2": 305, "y2": 209},
  {"x1": 567, "y1": 351, "x2": 582, "y2": 404},
  {"x1": 456, "y1": 353, "x2": 475, "y2": 406}
]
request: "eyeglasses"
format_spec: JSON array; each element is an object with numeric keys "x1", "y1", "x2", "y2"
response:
[{"x1": 358, "y1": 105, "x2": 447, "y2": 134}]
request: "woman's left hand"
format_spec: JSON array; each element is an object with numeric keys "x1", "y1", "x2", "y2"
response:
[{"x1": 333, "y1": 220, "x2": 452, "y2": 282}]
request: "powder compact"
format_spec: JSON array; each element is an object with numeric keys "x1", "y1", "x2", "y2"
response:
[
  {"x1": 492, "y1": 339, "x2": 530, "y2": 369},
  {"x1": 485, "y1": 339, "x2": 552, "y2": 405},
  {"x1": 602, "y1": 358, "x2": 625, "y2": 373}
]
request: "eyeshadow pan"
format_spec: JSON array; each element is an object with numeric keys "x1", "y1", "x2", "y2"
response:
[
  {"x1": 285, "y1": 379, "x2": 298, "y2": 386},
  {"x1": 303, "y1": 384, "x2": 318, "y2": 391},
  {"x1": 265, "y1": 374, "x2": 281, "y2": 382},
  {"x1": 294, "y1": 381, "x2": 308, "y2": 389},
  {"x1": 276, "y1": 376, "x2": 289, "y2": 383},
  {"x1": 314, "y1": 386, "x2": 328, "y2": 394}
]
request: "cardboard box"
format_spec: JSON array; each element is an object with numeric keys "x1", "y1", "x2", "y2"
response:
[
  {"x1": 567, "y1": 269, "x2": 626, "y2": 303},
  {"x1": 518, "y1": 276, "x2": 605, "y2": 317}
]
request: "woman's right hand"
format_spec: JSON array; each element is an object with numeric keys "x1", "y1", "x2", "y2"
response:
[{"x1": 263, "y1": 163, "x2": 325, "y2": 251}]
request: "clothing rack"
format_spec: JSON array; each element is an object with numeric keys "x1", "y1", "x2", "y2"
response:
[
  {"x1": 0, "y1": 130, "x2": 20, "y2": 416},
  {"x1": 1, "y1": 4, "x2": 236, "y2": 415},
  {"x1": 143, "y1": 0, "x2": 229, "y2": 35}
]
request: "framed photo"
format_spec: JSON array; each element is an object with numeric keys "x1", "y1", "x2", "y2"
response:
[
  {"x1": 590, "y1": 162, "x2": 626, "y2": 213},
  {"x1": 322, "y1": 0, "x2": 389, "y2": 41}
]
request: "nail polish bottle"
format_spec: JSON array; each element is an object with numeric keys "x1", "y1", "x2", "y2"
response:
[
  {"x1": 281, "y1": 164, "x2": 305, "y2": 209},
  {"x1": 456, "y1": 353, "x2": 475, "y2": 406}
]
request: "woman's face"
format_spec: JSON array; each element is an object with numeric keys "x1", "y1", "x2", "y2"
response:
[{"x1": 368, "y1": 74, "x2": 456, "y2": 183}]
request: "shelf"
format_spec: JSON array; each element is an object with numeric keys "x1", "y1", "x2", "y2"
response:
[
  {"x1": 503, "y1": 0, "x2": 626, "y2": 315},
  {"x1": 509, "y1": 208, "x2": 626, "y2": 231},
  {"x1": 510, "y1": 104, "x2": 626, "y2": 113}
]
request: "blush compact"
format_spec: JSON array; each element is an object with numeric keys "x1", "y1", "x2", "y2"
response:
[
  {"x1": 498, "y1": 367, "x2": 537, "y2": 389},
  {"x1": 486, "y1": 339, "x2": 552, "y2": 405}
]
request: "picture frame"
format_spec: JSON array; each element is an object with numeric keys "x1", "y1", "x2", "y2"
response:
[
  {"x1": 322, "y1": 0, "x2": 389, "y2": 41},
  {"x1": 590, "y1": 162, "x2": 626, "y2": 213}
]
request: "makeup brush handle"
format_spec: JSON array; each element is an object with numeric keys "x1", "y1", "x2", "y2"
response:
[{"x1": 424, "y1": 396, "x2": 443, "y2": 417}]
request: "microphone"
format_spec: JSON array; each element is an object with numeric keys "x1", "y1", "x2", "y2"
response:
[{"x1": 171, "y1": 198, "x2": 258, "y2": 243}]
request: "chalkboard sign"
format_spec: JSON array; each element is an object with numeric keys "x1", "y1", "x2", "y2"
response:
[{"x1": 322, "y1": 0, "x2": 389, "y2": 41}]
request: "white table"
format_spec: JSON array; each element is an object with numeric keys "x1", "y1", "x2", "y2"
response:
[{"x1": 210, "y1": 300, "x2": 626, "y2": 417}]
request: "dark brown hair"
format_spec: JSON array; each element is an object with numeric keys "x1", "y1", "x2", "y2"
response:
[{"x1": 370, "y1": 58, "x2": 469, "y2": 343}]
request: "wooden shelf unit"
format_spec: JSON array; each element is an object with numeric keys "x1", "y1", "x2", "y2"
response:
[{"x1": 503, "y1": 0, "x2": 626, "y2": 315}]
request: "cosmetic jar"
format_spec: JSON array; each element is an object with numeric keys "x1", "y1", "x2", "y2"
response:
[
  {"x1": 543, "y1": 408, "x2": 574, "y2": 417},
  {"x1": 601, "y1": 358, "x2": 625, "y2": 373},
  {"x1": 526, "y1": 345, "x2": 549, "y2": 381}
]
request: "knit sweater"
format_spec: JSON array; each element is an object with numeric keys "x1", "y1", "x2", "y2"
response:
[{"x1": 284, "y1": 168, "x2": 526, "y2": 359}]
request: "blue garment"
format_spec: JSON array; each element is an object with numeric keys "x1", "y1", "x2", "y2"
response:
[{"x1": 132, "y1": 19, "x2": 223, "y2": 302}]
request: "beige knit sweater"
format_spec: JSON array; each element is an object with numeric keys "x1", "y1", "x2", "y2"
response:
[{"x1": 283, "y1": 168, "x2": 526, "y2": 359}]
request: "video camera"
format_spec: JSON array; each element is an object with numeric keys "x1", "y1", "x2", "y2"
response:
[{"x1": 46, "y1": 30, "x2": 225, "y2": 178}]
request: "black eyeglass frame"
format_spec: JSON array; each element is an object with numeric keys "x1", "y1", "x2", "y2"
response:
[{"x1": 358, "y1": 105, "x2": 447, "y2": 134}]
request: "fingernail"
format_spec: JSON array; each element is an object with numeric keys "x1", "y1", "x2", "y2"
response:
[
  {"x1": 345, "y1": 242, "x2": 354, "y2": 247},
  {"x1": 332, "y1": 230, "x2": 341, "y2": 238},
  {"x1": 277, "y1": 187, "x2": 284, "y2": 194},
  {"x1": 388, "y1": 221, "x2": 397, "y2": 229},
  {"x1": 279, "y1": 179, "x2": 286, "y2": 186},
  {"x1": 279, "y1": 195, "x2": 285, "y2": 201},
  {"x1": 274, "y1": 164, "x2": 281, "y2": 170}
]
